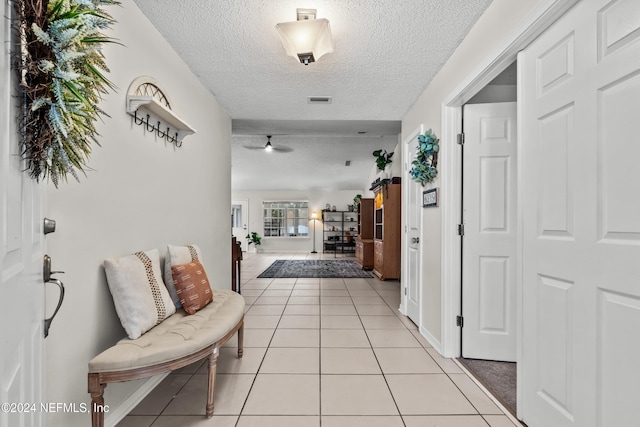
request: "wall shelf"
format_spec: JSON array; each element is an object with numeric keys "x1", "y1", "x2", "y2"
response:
[
  {"x1": 126, "y1": 76, "x2": 196, "y2": 145},
  {"x1": 126, "y1": 96, "x2": 196, "y2": 140}
]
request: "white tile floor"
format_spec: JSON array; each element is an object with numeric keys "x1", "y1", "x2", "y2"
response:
[{"x1": 117, "y1": 252, "x2": 520, "y2": 427}]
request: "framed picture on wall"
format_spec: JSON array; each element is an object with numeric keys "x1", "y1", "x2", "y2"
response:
[{"x1": 422, "y1": 188, "x2": 438, "y2": 207}]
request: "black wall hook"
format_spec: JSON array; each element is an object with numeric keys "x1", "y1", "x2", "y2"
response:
[{"x1": 133, "y1": 110, "x2": 184, "y2": 148}]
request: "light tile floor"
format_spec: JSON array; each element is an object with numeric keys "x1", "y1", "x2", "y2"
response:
[{"x1": 117, "y1": 252, "x2": 520, "y2": 427}]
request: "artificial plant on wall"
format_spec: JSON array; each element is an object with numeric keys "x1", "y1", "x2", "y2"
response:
[
  {"x1": 372, "y1": 149, "x2": 393, "y2": 172},
  {"x1": 14, "y1": 0, "x2": 119, "y2": 187},
  {"x1": 409, "y1": 129, "x2": 440, "y2": 185}
]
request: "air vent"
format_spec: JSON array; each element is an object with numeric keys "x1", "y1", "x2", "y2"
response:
[{"x1": 307, "y1": 96, "x2": 332, "y2": 104}]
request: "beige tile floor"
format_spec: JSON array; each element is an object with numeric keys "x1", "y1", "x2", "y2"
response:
[{"x1": 117, "y1": 252, "x2": 520, "y2": 427}]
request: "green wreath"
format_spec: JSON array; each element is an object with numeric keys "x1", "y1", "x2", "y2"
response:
[
  {"x1": 409, "y1": 129, "x2": 439, "y2": 185},
  {"x1": 14, "y1": 0, "x2": 119, "y2": 187}
]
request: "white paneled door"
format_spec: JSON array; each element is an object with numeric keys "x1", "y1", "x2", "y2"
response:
[
  {"x1": 403, "y1": 126, "x2": 423, "y2": 324},
  {"x1": 520, "y1": 0, "x2": 640, "y2": 425},
  {"x1": 462, "y1": 102, "x2": 518, "y2": 362},
  {"x1": 0, "y1": 2, "x2": 46, "y2": 427}
]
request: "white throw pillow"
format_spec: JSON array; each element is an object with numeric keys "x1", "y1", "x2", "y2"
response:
[
  {"x1": 163, "y1": 244, "x2": 203, "y2": 308},
  {"x1": 104, "y1": 248, "x2": 176, "y2": 339}
]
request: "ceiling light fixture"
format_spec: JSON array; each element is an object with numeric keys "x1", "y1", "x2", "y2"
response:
[
  {"x1": 265, "y1": 135, "x2": 273, "y2": 152},
  {"x1": 276, "y1": 8, "x2": 333, "y2": 66}
]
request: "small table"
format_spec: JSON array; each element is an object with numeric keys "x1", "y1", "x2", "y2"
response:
[{"x1": 231, "y1": 237, "x2": 242, "y2": 293}]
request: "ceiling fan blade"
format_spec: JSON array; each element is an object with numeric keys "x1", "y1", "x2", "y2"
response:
[
  {"x1": 272, "y1": 146, "x2": 293, "y2": 153},
  {"x1": 242, "y1": 135, "x2": 293, "y2": 153}
]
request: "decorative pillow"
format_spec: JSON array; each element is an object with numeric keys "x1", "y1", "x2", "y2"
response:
[
  {"x1": 171, "y1": 260, "x2": 213, "y2": 314},
  {"x1": 103, "y1": 249, "x2": 176, "y2": 339},
  {"x1": 164, "y1": 244, "x2": 202, "y2": 308}
]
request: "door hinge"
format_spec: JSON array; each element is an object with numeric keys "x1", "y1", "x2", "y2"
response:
[
  {"x1": 404, "y1": 287, "x2": 407, "y2": 295},
  {"x1": 457, "y1": 133, "x2": 465, "y2": 145},
  {"x1": 457, "y1": 223, "x2": 465, "y2": 236},
  {"x1": 456, "y1": 315, "x2": 464, "y2": 327}
]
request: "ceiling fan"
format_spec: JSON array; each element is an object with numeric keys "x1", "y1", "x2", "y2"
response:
[{"x1": 243, "y1": 135, "x2": 293, "y2": 153}]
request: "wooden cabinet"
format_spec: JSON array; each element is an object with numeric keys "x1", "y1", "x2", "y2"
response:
[
  {"x1": 373, "y1": 240, "x2": 384, "y2": 274},
  {"x1": 355, "y1": 238, "x2": 374, "y2": 270},
  {"x1": 355, "y1": 198, "x2": 374, "y2": 269},
  {"x1": 372, "y1": 182, "x2": 401, "y2": 280}
]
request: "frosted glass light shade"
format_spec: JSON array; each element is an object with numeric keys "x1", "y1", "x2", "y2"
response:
[{"x1": 276, "y1": 18, "x2": 333, "y2": 65}]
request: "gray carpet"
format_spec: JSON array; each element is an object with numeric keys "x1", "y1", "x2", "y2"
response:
[
  {"x1": 257, "y1": 260, "x2": 372, "y2": 278},
  {"x1": 458, "y1": 358, "x2": 517, "y2": 416}
]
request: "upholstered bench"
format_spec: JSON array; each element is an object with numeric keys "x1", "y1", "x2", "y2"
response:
[{"x1": 87, "y1": 289, "x2": 244, "y2": 427}]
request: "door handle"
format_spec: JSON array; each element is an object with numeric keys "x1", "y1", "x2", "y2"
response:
[
  {"x1": 44, "y1": 278, "x2": 65, "y2": 338},
  {"x1": 43, "y1": 254, "x2": 65, "y2": 338}
]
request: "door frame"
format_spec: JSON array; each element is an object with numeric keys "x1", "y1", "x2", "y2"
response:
[
  {"x1": 438, "y1": 0, "x2": 580, "y2": 414},
  {"x1": 400, "y1": 124, "x2": 424, "y2": 318}
]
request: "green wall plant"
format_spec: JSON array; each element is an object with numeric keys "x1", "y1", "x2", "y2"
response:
[
  {"x1": 14, "y1": 0, "x2": 119, "y2": 187},
  {"x1": 372, "y1": 149, "x2": 393, "y2": 171},
  {"x1": 409, "y1": 129, "x2": 439, "y2": 185}
]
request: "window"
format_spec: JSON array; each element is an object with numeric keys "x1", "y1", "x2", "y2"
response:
[{"x1": 263, "y1": 201, "x2": 309, "y2": 237}]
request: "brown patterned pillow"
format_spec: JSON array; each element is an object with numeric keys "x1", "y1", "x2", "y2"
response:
[{"x1": 171, "y1": 260, "x2": 213, "y2": 314}]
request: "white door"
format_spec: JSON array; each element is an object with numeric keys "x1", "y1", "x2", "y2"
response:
[
  {"x1": 0, "y1": 2, "x2": 47, "y2": 426},
  {"x1": 403, "y1": 126, "x2": 423, "y2": 323},
  {"x1": 520, "y1": 0, "x2": 640, "y2": 425},
  {"x1": 231, "y1": 200, "x2": 248, "y2": 251},
  {"x1": 462, "y1": 102, "x2": 518, "y2": 362}
]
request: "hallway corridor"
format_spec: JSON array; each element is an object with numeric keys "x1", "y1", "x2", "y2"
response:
[{"x1": 116, "y1": 252, "x2": 520, "y2": 427}]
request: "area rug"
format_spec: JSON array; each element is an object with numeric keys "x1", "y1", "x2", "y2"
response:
[{"x1": 257, "y1": 260, "x2": 372, "y2": 278}]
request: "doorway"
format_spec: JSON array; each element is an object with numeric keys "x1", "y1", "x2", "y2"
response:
[
  {"x1": 232, "y1": 199, "x2": 248, "y2": 251},
  {"x1": 459, "y1": 64, "x2": 518, "y2": 415}
]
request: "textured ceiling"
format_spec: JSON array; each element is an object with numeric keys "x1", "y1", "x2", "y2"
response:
[{"x1": 132, "y1": 0, "x2": 493, "y2": 190}]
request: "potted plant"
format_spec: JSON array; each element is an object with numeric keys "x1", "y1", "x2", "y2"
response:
[
  {"x1": 246, "y1": 232, "x2": 262, "y2": 252},
  {"x1": 373, "y1": 149, "x2": 394, "y2": 177}
]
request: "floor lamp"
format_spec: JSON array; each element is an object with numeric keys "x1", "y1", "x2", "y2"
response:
[{"x1": 311, "y1": 212, "x2": 318, "y2": 253}]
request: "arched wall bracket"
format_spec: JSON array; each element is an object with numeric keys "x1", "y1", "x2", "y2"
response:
[{"x1": 125, "y1": 76, "x2": 196, "y2": 147}]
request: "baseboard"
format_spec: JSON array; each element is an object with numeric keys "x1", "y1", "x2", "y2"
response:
[
  {"x1": 103, "y1": 373, "x2": 169, "y2": 427},
  {"x1": 419, "y1": 325, "x2": 442, "y2": 354}
]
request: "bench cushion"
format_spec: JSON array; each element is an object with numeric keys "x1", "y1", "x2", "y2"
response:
[{"x1": 89, "y1": 289, "x2": 244, "y2": 373}]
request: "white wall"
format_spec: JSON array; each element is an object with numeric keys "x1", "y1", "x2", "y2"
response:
[
  {"x1": 232, "y1": 190, "x2": 363, "y2": 252},
  {"x1": 43, "y1": 1, "x2": 231, "y2": 425},
  {"x1": 402, "y1": 0, "x2": 548, "y2": 344}
]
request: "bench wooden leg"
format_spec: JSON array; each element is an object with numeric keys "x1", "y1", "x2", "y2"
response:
[
  {"x1": 238, "y1": 320, "x2": 244, "y2": 358},
  {"x1": 88, "y1": 373, "x2": 106, "y2": 427},
  {"x1": 206, "y1": 347, "x2": 220, "y2": 417}
]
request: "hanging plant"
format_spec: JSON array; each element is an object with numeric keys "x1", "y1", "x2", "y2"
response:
[
  {"x1": 372, "y1": 149, "x2": 393, "y2": 171},
  {"x1": 409, "y1": 129, "x2": 440, "y2": 185},
  {"x1": 14, "y1": 0, "x2": 120, "y2": 187}
]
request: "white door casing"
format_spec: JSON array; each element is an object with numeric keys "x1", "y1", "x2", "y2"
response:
[
  {"x1": 403, "y1": 125, "x2": 423, "y2": 322},
  {"x1": 0, "y1": 2, "x2": 46, "y2": 425},
  {"x1": 462, "y1": 102, "x2": 518, "y2": 362},
  {"x1": 520, "y1": 0, "x2": 640, "y2": 425}
]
